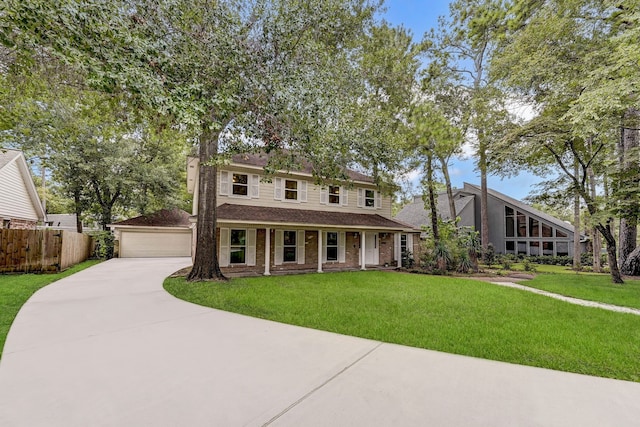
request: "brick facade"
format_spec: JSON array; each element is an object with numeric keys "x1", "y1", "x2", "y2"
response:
[
  {"x1": 4, "y1": 218, "x2": 38, "y2": 230},
  {"x1": 217, "y1": 227, "x2": 415, "y2": 276}
]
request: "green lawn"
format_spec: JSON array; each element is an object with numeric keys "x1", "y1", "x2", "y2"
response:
[
  {"x1": 520, "y1": 272, "x2": 640, "y2": 309},
  {"x1": 165, "y1": 271, "x2": 640, "y2": 382},
  {"x1": 0, "y1": 260, "x2": 101, "y2": 359}
]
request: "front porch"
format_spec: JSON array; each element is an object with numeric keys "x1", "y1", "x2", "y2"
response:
[{"x1": 215, "y1": 228, "x2": 415, "y2": 277}]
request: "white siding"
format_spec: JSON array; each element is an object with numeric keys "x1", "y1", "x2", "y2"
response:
[
  {"x1": 216, "y1": 166, "x2": 394, "y2": 218},
  {"x1": 0, "y1": 159, "x2": 39, "y2": 221}
]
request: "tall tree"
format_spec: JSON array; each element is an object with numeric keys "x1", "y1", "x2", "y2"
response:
[
  {"x1": 423, "y1": 0, "x2": 511, "y2": 258},
  {"x1": 2, "y1": 0, "x2": 418, "y2": 280},
  {"x1": 491, "y1": 0, "x2": 630, "y2": 282}
]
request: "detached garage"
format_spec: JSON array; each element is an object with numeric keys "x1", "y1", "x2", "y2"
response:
[{"x1": 110, "y1": 208, "x2": 193, "y2": 258}]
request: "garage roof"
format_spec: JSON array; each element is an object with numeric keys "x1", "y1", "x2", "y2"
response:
[{"x1": 112, "y1": 208, "x2": 191, "y2": 228}]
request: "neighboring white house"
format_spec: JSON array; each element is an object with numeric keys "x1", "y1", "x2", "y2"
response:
[
  {"x1": 0, "y1": 149, "x2": 46, "y2": 229},
  {"x1": 187, "y1": 153, "x2": 420, "y2": 276}
]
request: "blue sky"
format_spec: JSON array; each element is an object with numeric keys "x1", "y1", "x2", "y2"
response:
[{"x1": 380, "y1": 0, "x2": 542, "y2": 201}]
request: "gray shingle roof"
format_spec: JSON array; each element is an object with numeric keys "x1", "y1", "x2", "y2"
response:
[
  {"x1": 394, "y1": 191, "x2": 473, "y2": 229},
  {"x1": 217, "y1": 203, "x2": 417, "y2": 230}
]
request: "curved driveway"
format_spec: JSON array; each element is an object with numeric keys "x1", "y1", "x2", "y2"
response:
[{"x1": 1, "y1": 258, "x2": 639, "y2": 426}]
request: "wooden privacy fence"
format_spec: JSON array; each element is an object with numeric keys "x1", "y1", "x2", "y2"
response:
[{"x1": 0, "y1": 229, "x2": 93, "y2": 273}]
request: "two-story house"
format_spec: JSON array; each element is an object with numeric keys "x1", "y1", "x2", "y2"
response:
[{"x1": 187, "y1": 153, "x2": 420, "y2": 276}]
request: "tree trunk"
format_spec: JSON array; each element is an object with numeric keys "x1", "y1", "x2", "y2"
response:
[
  {"x1": 595, "y1": 221, "x2": 624, "y2": 284},
  {"x1": 618, "y1": 108, "x2": 640, "y2": 267},
  {"x1": 439, "y1": 155, "x2": 457, "y2": 222},
  {"x1": 479, "y1": 142, "x2": 489, "y2": 260},
  {"x1": 587, "y1": 167, "x2": 601, "y2": 272},
  {"x1": 188, "y1": 124, "x2": 225, "y2": 281},
  {"x1": 573, "y1": 160, "x2": 581, "y2": 270},
  {"x1": 73, "y1": 187, "x2": 83, "y2": 233},
  {"x1": 425, "y1": 152, "x2": 439, "y2": 243}
]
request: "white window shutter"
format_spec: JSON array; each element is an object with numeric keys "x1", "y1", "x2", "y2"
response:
[
  {"x1": 219, "y1": 228, "x2": 230, "y2": 267},
  {"x1": 299, "y1": 181, "x2": 307, "y2": 202},
  {"x1": 320, "y1": 187, "x2": 328, "y2": 205},
  {"x1": 338, "y1": 231, "x2": 346, "y2": 263},
  {"x1": 394, "y1": 233, "x2": 400, "y2": 263},
  {"x1": 251, "y1": 175, "x2": 260, "y2": 199},
  {"x1": 407, "y1": 234, "x2": 414, "y2": 253},
  {"x1": 220, "y1": 171, "x2": 229, "y2": 196},
  {"x1": 357, "y1": 188, "x2": 364, "y2": 207},
  {"x1": 246, "y1": 229, "x2": 257, "y2": 266},
  {"x1": 322, "y1": 232, "x2": 328, "y2": 262},
  {"x1": 275, "y1": 230, "x2": 283, "y2": 265},
  {"x1": 274, "y1": 178, "x2": 283, "y2": 200},
  {"x1": 297, "y1": 230, "x2": 305, "y2": 264},
  {"x1": 341, "y1": 188, "x2": 348, "y2": 206},
  {"x1": 375, "y1": 191, "x2": 382, "y2": 209}
]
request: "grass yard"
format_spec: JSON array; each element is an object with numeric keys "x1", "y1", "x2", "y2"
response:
[
  {"x1": 165, "y1": 270, "x2": 640, "y2": 382},
  {"x1": 0, "y1": 260, "x2": 101, "y2": 359},
  {"x1": 520, "y1": 272, "x2": 640, "y2": 309}
]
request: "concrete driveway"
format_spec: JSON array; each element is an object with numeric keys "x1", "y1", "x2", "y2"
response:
[{"x1": 1, "y1": 258, "x2": 639, "y2": 426}]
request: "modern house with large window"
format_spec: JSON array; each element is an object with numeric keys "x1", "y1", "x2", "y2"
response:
[
  {"x1": 187, "y1": 153, "x2": 420, "y2": 276},
  {"x1": 395, "y1": 182, "x2": 585, "y2": 257}
]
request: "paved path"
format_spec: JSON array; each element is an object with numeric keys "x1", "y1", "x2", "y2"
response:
[
  {"x1": 490, "y1": 281, "x2": 640, "y2": 315},
  {"x1": 1, "y1": 258, "x2": 639, "y2": 426}
]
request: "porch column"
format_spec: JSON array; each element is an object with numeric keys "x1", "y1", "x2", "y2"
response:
[
  {"x1": 317, "y1": 230, "x2": 323, "y2": 273},
  {"x1": 264, "y1": 227, "x2": 271, "y2": 276},
  {"x1": 360, "y1": 231, "x2": 366, "y2": 270}
]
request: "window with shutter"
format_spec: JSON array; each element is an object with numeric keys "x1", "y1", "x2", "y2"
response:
[{"x1": 219, "y1": 171, "x2": 230, "y2": 196}]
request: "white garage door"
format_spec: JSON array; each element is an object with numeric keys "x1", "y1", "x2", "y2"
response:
[{"x1": 120, "y1": 229, "x2": 192, "y2": 258}]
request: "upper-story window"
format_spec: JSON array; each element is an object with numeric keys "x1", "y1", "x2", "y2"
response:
[
  {"x1": 320, "y1": 186, "x2": 348, "y2": 206},
  {"x1": 274, "y1": 178, "x2": 307, "y2": 202},
  {"x1": 220, "y1": 171, "x2": 259, "y2": 198},
  {"x1": 365, "y1": 189, "x2": 375, "y2": 207},
  {"x1": 357, "y1": 188, "x2": 381, "y2": 209},
  {"x1": 232, "y1": 173, "x2": 248, "y2": 196},
  {"x1": 285, "y1": 180, "x2": 298, "y2": 200},
  {"x1": 329, "y1": 186, "x2": 341, "y2": 204}
]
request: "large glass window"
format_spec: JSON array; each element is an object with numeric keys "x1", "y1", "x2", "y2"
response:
[
  {"x1": 529, "y1": 218, "x2": 540, "y2": 237},
  {"x1": 505, "y1": 207, "x2": 515, "y2": 237},
  {"x1": 230, "y1": 230, "x2": 246, "y2": 264},
  {"x1": 529, "y1": 241, "x2": 540, "y2": 256},
  {"x1": 283, "y1": 230, "x2": 297, "y2": 262},
  {"x1": 556, "y1": 229, "x2": 568, "y2": 238},
  {"x1": 542, "y1": 223, "x2": 553, "y2": 237},
  {"x1": 518, "y1": 241, "x2": 527, "y2": 255},
  {"x1": 329, "y1": 186, "x2": 341, "y2": 204},
  {"x1": 557, "y1": 242, "x2": 569, "y2": 256},
  {"x1": 365, "y1": 189, "x2": 375, "y2": 207},
  {"x1": 326, "y1": 232, "x2": 338, "y2": 261},
  {"x1": 517, "y1": 211, "x2": 527, "y2": 237},
  {"x1": 543, "y1": 241, "x2": 554, "y2": 255},
  {"x1": 285, "y1": 180, "x2": 298, "y2": 200},
  {"x1": 506, "y1": 241, "x2": 515, "y2": 254},
  {"x1": 232, "y1": 173, "x2": 248, "y2": 196}
]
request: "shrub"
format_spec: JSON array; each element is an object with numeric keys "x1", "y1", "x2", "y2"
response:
[{"x1": 92, "y1": 231, "x2": 114, "y2": 259}]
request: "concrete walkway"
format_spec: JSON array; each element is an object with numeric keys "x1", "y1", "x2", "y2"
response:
[
  {"x1": 490, "y1": 280, "x2": 640, "y2": 315},
  {"x1": 0, "y1": 258, "x2": 639, "y2": 427}
]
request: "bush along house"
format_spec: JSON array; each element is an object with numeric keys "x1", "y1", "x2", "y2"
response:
[{"x1": 187, "y1": 153, "x2": 421, "y2": 276}]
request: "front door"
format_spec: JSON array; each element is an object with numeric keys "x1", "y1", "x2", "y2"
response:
[{"x1": 365, "y1": 232, "x2": 379, "y2": 265}]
